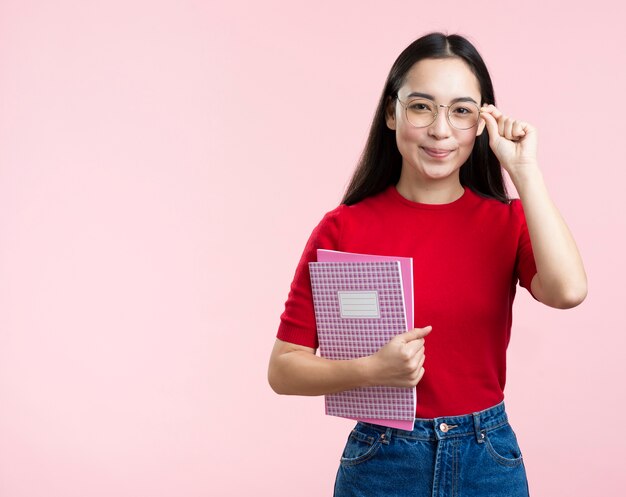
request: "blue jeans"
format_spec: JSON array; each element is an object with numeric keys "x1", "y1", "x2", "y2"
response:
[{"x1": 334, "y1": 401, "x2": 530, "y2": 497}]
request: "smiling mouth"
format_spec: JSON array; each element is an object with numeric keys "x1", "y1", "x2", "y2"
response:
[{"x1": 421, "y1": 147, "x2": 454, "y2": 158}]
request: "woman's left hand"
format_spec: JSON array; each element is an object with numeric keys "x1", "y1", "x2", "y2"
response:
[{"x1": 480, "y1": 104, "x2": 538, "y2": 176}]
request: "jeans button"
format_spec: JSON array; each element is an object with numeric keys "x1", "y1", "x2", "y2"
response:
[{"x1": 439, "y1": 423, "x2": 449, "y2": 433}]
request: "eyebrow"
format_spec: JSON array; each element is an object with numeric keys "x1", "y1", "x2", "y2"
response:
[{"x1": 406, "y1": 92, "x2": 479, "y2": 105}]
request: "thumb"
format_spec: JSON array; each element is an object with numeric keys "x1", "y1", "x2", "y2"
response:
[
  {"x1": 480, "y1": 110, "x2": 500, "y2": 143},
  {"x1": 400, "y1": 326, "x2": 432, "y2": 342}
]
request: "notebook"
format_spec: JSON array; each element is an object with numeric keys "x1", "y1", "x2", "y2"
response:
[{"x1": 309, "y1": 249, "x2": 415, "y2": 430}]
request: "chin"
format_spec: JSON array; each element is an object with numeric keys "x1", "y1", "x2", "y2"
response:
[{"x1": 422, "y1": 166, "x2": 459, "y2": 179}]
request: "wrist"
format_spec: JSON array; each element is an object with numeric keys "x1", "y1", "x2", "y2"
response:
[
  {"x1": 355, "y1": 355, "x2": 377, "y2": 388},
  {"x1": 508, "y1": 163, "x2": 544, "y2": 192}
]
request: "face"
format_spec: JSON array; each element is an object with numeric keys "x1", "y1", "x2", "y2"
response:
[{"x1": 385, "y1": 57, "x2": 486, "y2": 185}]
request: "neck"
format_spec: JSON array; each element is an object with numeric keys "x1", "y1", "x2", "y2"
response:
[{"x1": 395, "y1": 173, "x2": 465, "y2": 205}]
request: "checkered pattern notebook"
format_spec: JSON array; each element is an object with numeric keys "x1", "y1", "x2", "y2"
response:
[{"x1": 309, "y1": 259, "x2": 416, "y2": 429}]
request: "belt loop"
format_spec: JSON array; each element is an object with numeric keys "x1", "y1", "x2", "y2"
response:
[{"x1": 473, "y1": 412, "x2": 485, "y2": 443}]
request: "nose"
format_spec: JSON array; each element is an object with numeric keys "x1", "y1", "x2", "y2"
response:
[{"x1": 427, "y1": 105, "x2": 452, "y2": 139}]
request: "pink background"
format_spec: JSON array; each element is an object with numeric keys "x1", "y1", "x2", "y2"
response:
[{"x1": 0, "y1": 1, "x2": 623, "y2": 496}]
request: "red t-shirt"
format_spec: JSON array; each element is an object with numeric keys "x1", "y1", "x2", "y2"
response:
[{"x1": 277, "y1": 185, "x2": 537, "y2": 418}]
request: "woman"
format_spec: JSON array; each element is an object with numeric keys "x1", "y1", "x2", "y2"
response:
[{"x1": 268, "y1": 32, "x2": 587, "y2": 496}]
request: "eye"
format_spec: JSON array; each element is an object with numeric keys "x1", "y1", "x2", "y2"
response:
[
  {"x1": 450, "y1": 104, "x2": 479, "y2": 121},
  {"x1": 407, "y1": 99, "x2": 434, "y2": 112},
  {"x1": 453, "y1": 106, "x2": 471, "y2": 115}
]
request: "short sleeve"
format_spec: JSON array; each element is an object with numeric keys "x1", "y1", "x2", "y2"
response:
[
  {"x1": 276, "y1": 206, "x2": 344, "y2": 348},
  {"x1": 511, "y1": 199, "x2": 538, "y2": 299}
]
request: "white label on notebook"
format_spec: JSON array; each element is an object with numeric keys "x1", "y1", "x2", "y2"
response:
[{"x1": 337, "y1": 291, "x2": 380, "y2": 318}]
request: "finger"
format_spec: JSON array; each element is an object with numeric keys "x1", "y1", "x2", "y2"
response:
[
  {"x1": 417, "y1": 352, "x2": 426, "y2": 370},
  {"x1": 512, "y1": 120, "x2": 528, "y2": 139},
  {"x1": 406, "y1": 353, "x2": 422, "y2": 372},
  {"x1": 404, "y1": 338, "x2": 426, "y2": 356},
  {"x1": 407, "y1": 366, "x2": 423, "y2": 387},
  {"x1": 497, "y1": 114, "x2": 506, "y2": 136},
  {"x1": 504, "y1": 117, "x2": 515, "y2": 140},
  {"x1": 483, "y1": 105, "x2": 509, "y2": 136},
  {"x1": 480, "y1": 109, "x2": 500, "y2": 141},
  {"x1": 484, "y1": 105, "x2": 505, "y2": 135},
  {"x1": 401, "y1": 326, "x2": 432, "y2": 342},
  {"x1": 489, "y1": 104, "x2": 504, "y2": 120},
  {"x1": 484, "y1": 104, "x2": 504, "y2": 120},
  {"x1": 416, "y1": 367, "x2": 425, "y2": 384}
]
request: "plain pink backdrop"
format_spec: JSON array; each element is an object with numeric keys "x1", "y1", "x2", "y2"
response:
[{"x1": 0, "y1": 1, "x2": 623, "y2": 496}]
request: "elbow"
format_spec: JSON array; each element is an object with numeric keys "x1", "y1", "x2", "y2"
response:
[
  {"x1": 267, "y1": 364, "x2": 288, "y2": 395},
  {"x1": 267, "y1": 377, "x2": 284, "y2": 395},
  {"x1": 533, "y1": 272, "x2": 588, "y2": 309},
  {"x1": 550, "y1": 284, "x2": 588, "y2": 309},
  {"x1": 556, "y1": 295, "x2": 587, "y2": 310}
]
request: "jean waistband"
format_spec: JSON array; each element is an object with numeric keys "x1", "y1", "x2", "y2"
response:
[{"x1": 359, "y1": 401, "x2": 509, "y2": 443}]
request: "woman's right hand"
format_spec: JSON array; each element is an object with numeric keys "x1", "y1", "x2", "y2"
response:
[{"x1": 365, "y1": 326, "x2": 432, "y2": 388}]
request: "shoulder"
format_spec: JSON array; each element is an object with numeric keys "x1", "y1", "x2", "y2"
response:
[
  {"x1": 305, "y1": 203, "x2": 348, "y2": 250},
  {"x1": 320, "y1": 188, "x2": 391, "y2": 220},
  {"x1": 310, "y1": 189, "x2": 393, "y2": 245},
  {"x1": 468, "y1": 189, "x2": 525, "y2": 217},
  {"x1": 507, "y1": 197, "x2": 529, "y2": 224},
  {"x1": 462, "y1": 190, "x2": 529, "y2": 238},
  {"x1": 315, "y1": 203, "x2": 347, "y2": 230},
  {"x1": 340, "y1": 186, "x2": 395, "y2": 217}
]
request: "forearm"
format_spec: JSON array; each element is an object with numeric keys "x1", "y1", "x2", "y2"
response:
[
  {"x1": 269, "y1": 350, "x2": 373, "y2": 396},
  {"x1": 510, "y1": 165, "x2": 587, "y2": 307}
]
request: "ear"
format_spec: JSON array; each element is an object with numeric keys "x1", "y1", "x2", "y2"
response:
[
  {"x1": 385, "y1": 96, "x2": 396, "y2": 130},
  {"x1": 475, "y1": 114, "x2": 486, "y2": 136}
]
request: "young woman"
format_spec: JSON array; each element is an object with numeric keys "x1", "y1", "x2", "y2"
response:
[{"x1": 268, "y1": 32, "x2": 587, "y2": 497}]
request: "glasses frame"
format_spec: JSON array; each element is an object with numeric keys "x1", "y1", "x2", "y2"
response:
[{"x1": 395, "y1": 96, "x2": 481, "y2": 130}]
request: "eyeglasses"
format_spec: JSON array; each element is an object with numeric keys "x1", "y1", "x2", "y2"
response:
[{"x1": 395, "y1": 96, "x2": 481, "y2": 130}]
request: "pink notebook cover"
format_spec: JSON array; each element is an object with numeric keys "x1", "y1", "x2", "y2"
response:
[
  {"x1": 317, "y1": 249, "x2": 414, "y2": 331},
  {"x1": 310, "y1": 250, "x2": 415, "y2": 431}
]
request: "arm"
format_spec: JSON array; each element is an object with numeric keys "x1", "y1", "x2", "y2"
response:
[
  {"x1": 513, "y1": 167, "x2": 587, "y2": 308},
  {"x1": 268, "y1": 327, "x2": 431, "y2": 396},
  {"x1": 481, "y1": 106, "x2": 587, "y2": 309},
  {"x1": 267, "y1": 339, "x2": 371, "y2": 396}
]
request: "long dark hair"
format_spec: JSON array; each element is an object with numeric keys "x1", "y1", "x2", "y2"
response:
[{"x1": 341, "y1": 33, "x2": 508, "y2": 206}]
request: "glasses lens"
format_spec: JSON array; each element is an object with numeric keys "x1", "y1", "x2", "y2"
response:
[
  {"x1": 448, "y1": 102, "x2": 480, "y2": 130},
  {"x1": 405, "y1": 98, "x2": 436, "y2": 127}
]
